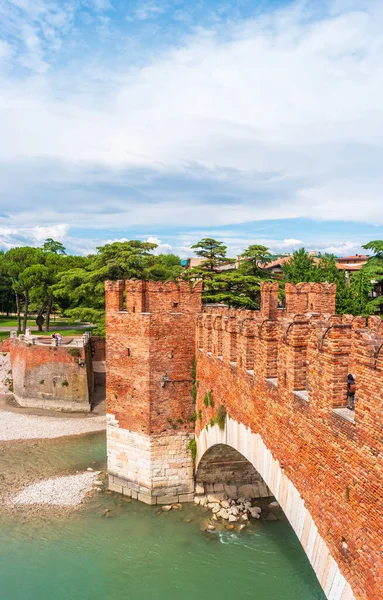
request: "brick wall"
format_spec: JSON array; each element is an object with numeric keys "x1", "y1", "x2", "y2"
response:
[
  {"x1": 195, "y1": 282, "x2": 382, "y2": 600},
  {"x1": 10, "y1": 338, "x2": 92, "y2": 411},
  {"x1": 105, "y1": 279, "x2": 202, "y2": 503}
]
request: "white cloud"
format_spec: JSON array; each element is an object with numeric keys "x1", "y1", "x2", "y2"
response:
[
  {"x1": 1, "y1": 0, "x2": 383, "y2": 243},
  {"x1": 129, "y1": 2, "x2": 167, "y2": 21},
  {"x1": 0, "y1": 224, "x2": 69, "y2": 249}
]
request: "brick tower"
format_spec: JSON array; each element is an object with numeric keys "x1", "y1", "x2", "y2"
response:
[{"x1": 105, "y1": 279, "x2": 202, "y2": 504}]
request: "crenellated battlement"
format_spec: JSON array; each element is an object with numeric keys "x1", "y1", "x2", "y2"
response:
[
  {"x1": 105, "y1": 277, "x2": 382, "y2": 598},
  {"x1": 196, "y1": 282, "x2": 383, "y2": 418},
  {"x1": 105, "y1": 279, "x2": 202, "y2": 314}
]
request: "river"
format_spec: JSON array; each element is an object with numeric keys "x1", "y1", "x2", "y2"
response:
[{"x1": 0, "y1": 431, "x2": 326, "y2": 600}]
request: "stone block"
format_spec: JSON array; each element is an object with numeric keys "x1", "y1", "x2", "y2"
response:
[
  {"x1": 195, "y1": 483, "x2": 205, "y2": 494},
  {"x1": 137, "y1": 493, "x2": 157, "y2": 505},
  {"x1": 108, "y1": 481, "x2": 123, "y2": 494},
  {"x1": 178, "y1": 493, "x2": 194, "y2": 503},
  {"x1": 156, "y1": 495, "x2": 179, "y2": 505}
]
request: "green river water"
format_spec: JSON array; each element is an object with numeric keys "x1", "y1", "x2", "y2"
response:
[{"x1": 0, "y1": 432, "x2": 326, "y2": 600}]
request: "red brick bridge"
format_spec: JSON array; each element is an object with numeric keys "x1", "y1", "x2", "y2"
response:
[{"x1": 105, "y1": 279, "x2": 382, "y2": 600}]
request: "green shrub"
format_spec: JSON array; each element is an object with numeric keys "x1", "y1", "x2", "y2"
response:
[
  {"x1": 216, "y1": 404, "x2": 227, "y2": 430},
  {"x1": 188, "y1": 439, "x2": 197, "y2": 460},
  {"x1": 40, "y1": 380, "x2": 44, "y2": 385},
  {"x1": 198, "y1": 410, "x2": 202, "y2": 421},
  {"x1": 209, "y1": 417, "x2": 215, "y2": 427},
  {"x1": 208, "y1": 390, "x2": 214, "y2": 408},
  {"x1": 203, "y1": 393, "x2": 209, "y2": 407},
  {"x1": 62, "y1": 380, "x2": 69, "y2": 387},
  {"x1": 68, "y1": 347, "x2": 81, "y2": 358},
  {"x1": 190, "y1": 412, "x2": 197, "y2": 423}
]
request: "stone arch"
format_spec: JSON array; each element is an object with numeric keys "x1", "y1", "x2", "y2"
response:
[
  {"x1": 196, "y1": 443, "x2": 271, "y2": 499},
  {"x1": 195, "y1": 417, "x2": 356, "y2": 600}
]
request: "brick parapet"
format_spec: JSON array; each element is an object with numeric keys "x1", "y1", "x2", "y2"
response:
[{"x1": 194, "y1": 288, "x2": 382, "y2": 599}]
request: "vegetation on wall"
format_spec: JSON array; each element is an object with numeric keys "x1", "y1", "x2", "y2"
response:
[{"x1": 188, "y1": 439, "x2": 197, "y2": 460}]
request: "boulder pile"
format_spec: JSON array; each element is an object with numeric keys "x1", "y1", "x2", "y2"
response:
[{"x1": 195, "y1": 492, "x2": 278, "y2": 527}]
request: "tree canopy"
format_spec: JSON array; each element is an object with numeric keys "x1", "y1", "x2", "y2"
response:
[{"x1": 0, "y1": 237, "x2": 381, "y2": 336}]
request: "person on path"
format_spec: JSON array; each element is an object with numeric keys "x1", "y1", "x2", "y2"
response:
[{"x1": 347, "y1": 374, "x2": 356, "y2": 410}]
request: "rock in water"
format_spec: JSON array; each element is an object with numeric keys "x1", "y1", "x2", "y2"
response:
[
  {"x1": 162, "y1": 505, "x2": 172, "y2": 512},
  {"x1": 218, "y1": 508, "x2": 229, "y2": 520},
  {"x1": 266, "y1": 513, "x2": 278, "y2": 521},
  {"x1": 238, "y1": 524, "x2": 246, "y2": 531},
  {"x1": 268, "y1": 501, "x2": 279, "y2": 509},
  {"x1": 228, "y1": 515, "x2": 238, "y2": 522},
  {"x1": 221, "y1": 500, "x2": 230, "y2": 509},
  {"x1": 207, "y1": 493, "x2": 225, "y2": 503},
  {"x1": 228, "y1": 506, "x2": 239, "y2": 516},
  {"x1": 206, "y1": 524, "x2": 215, "y2": 531},
  {"x1": 194, "y1": 496, "x2": 201, "y2": 505}
]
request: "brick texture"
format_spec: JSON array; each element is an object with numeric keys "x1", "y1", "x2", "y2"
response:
[
  {"x1": 105, "y1": 279, "x2": 202, "y2": 502},
  {"x1": 9, "y1": 338, "x2": 92, "y2": 411},
  {"x1": 195, "y1": 282, "x2": 382, "y2": 600},
  {"x1": 105, "y1": 278, "x2": 382, "y2": 597}
]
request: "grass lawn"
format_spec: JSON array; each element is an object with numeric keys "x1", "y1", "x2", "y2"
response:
[
  {"x1": 0, "y1": 318, "x2": 36, "y2": 327},
  {"x1": 0, "y1": 328, "x2": 94, "y2": 344},
  {"x1": 37, "y1": 328, "x2": 94, "y2": 336},
  {"x1": 0, "y1": 316, "x2": 90, "y2": 329}
]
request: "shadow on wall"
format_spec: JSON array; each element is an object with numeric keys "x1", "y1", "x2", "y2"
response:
[{"x1": 196, "y1": 443, "x2": 272, "y2": 499}]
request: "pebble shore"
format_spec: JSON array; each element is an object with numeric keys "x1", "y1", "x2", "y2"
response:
[
  {"x1": 0, "y1": 410, "x2": 105, "y2": 441},
  {"x1": 11, "y1": 472, "x2": 102, "y2": 507}
]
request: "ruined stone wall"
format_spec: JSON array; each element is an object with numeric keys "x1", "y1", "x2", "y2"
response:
[
  {"x1": 105, "y1": 279, "x2": 202, "y2": 504},
  {"x1": 9, "y1": 339, "x2": 92, "y2": 411},
  {"x1": 195, "y1": 282, "x2": 382, "y2": 600}
]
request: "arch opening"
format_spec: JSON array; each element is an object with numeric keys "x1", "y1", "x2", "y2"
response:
[
  {"x1": 196, "y1": 443, "x2": 272, "y2": 499},
  {"x1": 195, "y1": 418, "x2": 356, "y2": 600}
]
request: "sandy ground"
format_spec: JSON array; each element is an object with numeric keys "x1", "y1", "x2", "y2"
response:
[
  {"x1": 0, "y1": 410, "x2": 106, "y2": 441},
  {"x1": 11, "y1": 472, "x2": 102, "y2": 507}
]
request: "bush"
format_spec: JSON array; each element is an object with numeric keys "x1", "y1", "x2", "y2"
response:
[
  {"x1": 62, "y1": 380, "x2": 69, "y2": 387},
  {"x1": 68, "y1": 348, "x2": 81, "y2": 358},
  {"x1": 216, "y1": 404, "x2": 227, "y2": 430},
  {"x1": 188, "y1": 439, "x2": 197, "y2": 460}
]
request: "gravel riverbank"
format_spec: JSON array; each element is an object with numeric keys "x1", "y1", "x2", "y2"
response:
[
  {"x1": 0, "y1": 410, "x2": 105, "y2": 441},
  {"x1": 11, "y1": 472, "x2": 101, "y2": 507}
]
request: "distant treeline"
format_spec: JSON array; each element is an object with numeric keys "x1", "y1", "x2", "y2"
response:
[{"x1": 0, "y1": 237, "x2": 382, "y2": 336}]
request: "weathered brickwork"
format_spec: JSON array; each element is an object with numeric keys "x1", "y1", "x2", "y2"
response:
[
  {"x1": 9, "y1": 338, "x2": 92, "y2": 411},
  {"x1": 195, "y1": 282, "x2": 382, "y2": 600},
  {"x1": 105, "y1": 280, "x2": 202, "y2": 503}
]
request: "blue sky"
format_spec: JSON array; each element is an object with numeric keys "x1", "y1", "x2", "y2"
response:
[{"x1": 0, "y1": 0, "x2": 382, "y2": 257}]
